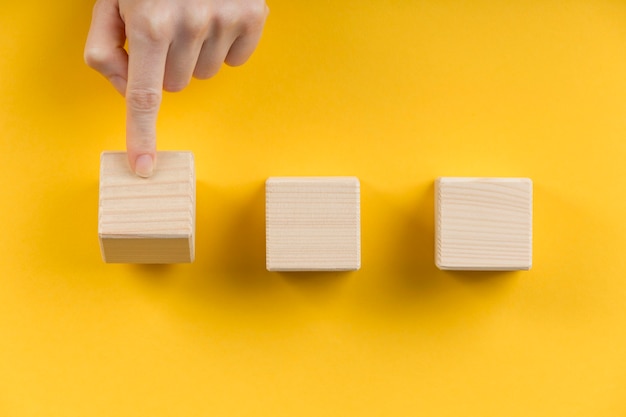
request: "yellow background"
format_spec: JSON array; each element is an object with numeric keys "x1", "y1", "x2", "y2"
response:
[{"x1": 2, "y1": 1, "x2": 626, "y2": 415}]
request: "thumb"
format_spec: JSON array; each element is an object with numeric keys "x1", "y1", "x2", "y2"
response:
[{"x1": 84, "y1": 0, "x2": 128, "y2": 96}]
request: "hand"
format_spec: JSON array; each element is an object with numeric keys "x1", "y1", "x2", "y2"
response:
[{"x1": 84, "y1": 0, "x2": 269, "y2": 177}]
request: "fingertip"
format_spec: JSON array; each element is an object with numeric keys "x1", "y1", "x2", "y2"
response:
[
  {"x1": 224, "y1": 32, "x2": 264, "y2": 67},
  {"x1": 163, "y1": 79, "x2": 189, "y2": 93},
  {"x1": 110, "y1": 75, "x2": 127, "y2": 96},
  {"x1": 224, "y1": 3, "x2": 269, "y2": 66},
  {"x1": 132, "y1": 153, "x2": 156, "y2": 178}
]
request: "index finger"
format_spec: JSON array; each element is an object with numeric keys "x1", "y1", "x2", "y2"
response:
[{"x1": 125, "y1": 30, "x2": 169, "y2": 177}]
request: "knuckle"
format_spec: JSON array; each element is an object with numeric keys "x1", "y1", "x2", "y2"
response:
[
  {"x1": 83, "y1": 46, "x2": 108, "y2": 70},
  {"x1": 212, "y1": 2, "x2": 268, "y2": 32},
  {"x1": 126, "y1": 87, "x2": 162, "y2": 112},
  {"x1": 127, "y1": 12, "x2": 174, "y2": 43},
  {"x1": 240, "y1": 2, "x2": 269, "y2": 28},
  {"x1": 181, "y1": 12, "x2": 210, "y2": 39}
]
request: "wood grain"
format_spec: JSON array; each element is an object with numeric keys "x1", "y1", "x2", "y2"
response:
[
  {"x1": 435, "y1": 177, "x2": 532, "y2": 271},
  {"x1": 98, "y1": 151, "x2": 195, "y2": 263},
  {"x1": 266, "y1": 177, "x2": 361, "y2": 271}
]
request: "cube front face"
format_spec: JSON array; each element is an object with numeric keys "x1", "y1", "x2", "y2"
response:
[
  {"x1": 98, "y1": 152, "x2": 195, "y2": 264},
  {"x1": 435, "y1": 177, "x2": 532, "y2": 271},
  {"x1": 266, "y1": 177, "x2": 361, "y2": 271},
  {"x1": 99, "y1": 238, "x2": 193, "y2": 264}
]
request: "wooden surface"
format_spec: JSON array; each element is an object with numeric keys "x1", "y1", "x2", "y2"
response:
[
  {"x1": 98, "y1": 151, "x2": 196, "y2": 263},
  {"x1": 435, "y1": 177, "x2": 532, "y2": 271},
  {"x1": 266, "y1": 177, "x2": 361, "y2": 271}
]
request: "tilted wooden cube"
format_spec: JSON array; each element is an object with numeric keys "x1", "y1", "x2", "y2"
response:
[
  {"x1": 266, "y1": 177, "x2": 361, "y2": 271},
  {"x1": 98, "y1": 151, "x2": 195, "y2": 263},
  {"x1": 435, "y1": 177, "x2": 533, "y2": 271}
]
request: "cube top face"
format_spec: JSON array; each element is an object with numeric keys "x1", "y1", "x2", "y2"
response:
[
  {"x1": 435, "y1": 177, "x2": 532, "y2": 271},
  {"x1": 98, "y1": 151, "x2": 195, "y2": 263},
  {"x1": 266, "y1": 177, "x2": 361, "y2": 272}
]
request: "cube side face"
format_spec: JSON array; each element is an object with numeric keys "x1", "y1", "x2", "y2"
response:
[
  {"x1": 435, "y1": 177, "x2": 532, "y2": 271},
  {"x1": 266, "y1": 177, "x2": 361, "y2": 271},
  {"x1": 98, "y1": 152, "x2": 195, "y2": 264},
  {"x1": 99, "y1": 237, "x2": 193, "y2": 263}
]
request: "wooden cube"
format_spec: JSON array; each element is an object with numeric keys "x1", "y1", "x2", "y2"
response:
[
  {"x1": 266, "y1": 177, "x2": 361, "y2": 271},
  {"x1": 435, "y1": 177, "x2": 532, "y2": 271},
  {"x1": 98, "y1": 151, "x2": 195, "y2": 263}
]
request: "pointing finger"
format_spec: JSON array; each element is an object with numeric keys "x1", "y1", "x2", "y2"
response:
[{"x1": 124, "y1": 25, "x2": 170, "y2": 177}]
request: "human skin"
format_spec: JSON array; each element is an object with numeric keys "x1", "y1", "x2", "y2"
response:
[{"x1": 84, "y1": 0, "x2": 269, "y2": 177}]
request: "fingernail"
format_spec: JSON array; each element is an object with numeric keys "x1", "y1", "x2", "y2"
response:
[{"x1": 135, "y1": 154, "x2": 154, "y2": 178}]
